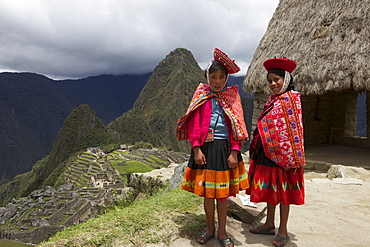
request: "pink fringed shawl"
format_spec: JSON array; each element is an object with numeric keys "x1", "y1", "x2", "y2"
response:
[
  {"x1": 176, "y1": 83, "x2": 248, "y2": 143},
  {"x1": 258, "y1": 90, "x2": 306, "y2": 169}
]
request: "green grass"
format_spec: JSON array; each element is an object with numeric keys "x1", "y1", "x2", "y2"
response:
[
  {"x1": 148, "y1": 155, "x2": 167, "y2": 164},
  {"x1": 145, "y1": 155, "x2": 169, "y2": 167},
  {"x1": 39, "y1": 188, "x2": 204, "y2": 247},
  {"x1": 113, "y1": 160, "x2": 153, "y2": 174}
]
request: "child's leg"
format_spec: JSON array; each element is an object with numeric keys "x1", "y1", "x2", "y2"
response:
[
  {"x1": 250, "y1": 202, "x2": 276, "y2": 233},
  {"x1": 278, "y1": 203, "x2": 290, "y2": 237},
  {"x1": 265, "y1": 203, "x2": 277, "y2": 228},
  {"x1": 197, "y1": 198, "x2": 216, "y2": 244},
  {"x1": 272, "y1": 203, "x2": 290, "y2": 246},
  {"x1": 216, "y1": 199, "x2": 228, "y2": 240},
  {"x1": 204, "y1": 197, "x2": 216, "y2": 235}
]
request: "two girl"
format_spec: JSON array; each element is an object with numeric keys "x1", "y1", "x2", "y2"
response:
[{"x1": 177, "y1": 51, "x2": 305, "y2": 247}]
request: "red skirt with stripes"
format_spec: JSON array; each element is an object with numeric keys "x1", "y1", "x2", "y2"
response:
[{"x1": 246, "y1": 142, "x2": 305, "y2": 205}]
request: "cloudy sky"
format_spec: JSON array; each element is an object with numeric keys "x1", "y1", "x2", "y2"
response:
[{"x1": 0, "y1": 0, "x2": 279, "y2": 79}]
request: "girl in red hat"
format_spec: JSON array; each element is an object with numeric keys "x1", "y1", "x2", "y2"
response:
[
  {"x1": 176, "y1": 49, "x2": 249, "y2": 247},
  {"x1": 247, "y1": 57, "x2": 305, "y2": 247}
]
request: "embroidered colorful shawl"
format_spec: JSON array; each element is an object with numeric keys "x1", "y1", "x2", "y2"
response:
[
  {"x1": 176, "y1": 83, "x2": 248, "y2": 143},
  {"x1": 258, "y1": 90, "x2": 305, "y2": 169}
]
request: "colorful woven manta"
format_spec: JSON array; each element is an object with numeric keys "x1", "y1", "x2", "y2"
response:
[
  {"x1": 258, "y1": 90, "x2": 306, "y2": 169},
  {"x1": 176, "y1": 83, "x2": 248, "y2": 143}
]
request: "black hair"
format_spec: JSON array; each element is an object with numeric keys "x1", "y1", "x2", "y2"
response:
[
  {"x1": 204, "y1": 60, "x2": 228, "y2": 79},
  {"x1": 267, "y1": 68, "x2": 295, "y2": 91}
]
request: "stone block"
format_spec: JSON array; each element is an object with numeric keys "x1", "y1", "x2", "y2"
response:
[
  {"x1": 227, "y1": 192, "x2": 267, "y2": 224},
  {"x1": 304, "y1": 161, "x2": 332, "y2": 172}
]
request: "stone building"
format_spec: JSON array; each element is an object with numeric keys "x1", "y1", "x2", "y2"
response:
[{"x1": 243, "y1": 0, "x2": 369, "y2": 148}]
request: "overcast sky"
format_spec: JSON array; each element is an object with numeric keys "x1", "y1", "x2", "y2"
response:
[{"x1": 0, "y1": 0, "x2": 279, "y2": 79}]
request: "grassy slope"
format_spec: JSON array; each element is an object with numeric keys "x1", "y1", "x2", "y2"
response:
[{"x1": 39, "y1": 188, "x2": 204, "y2": 247}]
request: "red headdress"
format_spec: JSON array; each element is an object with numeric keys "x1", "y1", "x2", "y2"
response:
[
  {"x1": 263, "y1": 57, "x2": 297, "y2": 73},
  {"x1": 213, "y1": 48, "x2": 240, "y2": 74}
]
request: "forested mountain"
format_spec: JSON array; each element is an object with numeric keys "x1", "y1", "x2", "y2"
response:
[
  {"x1": 109, "y1": 48, "x2": 203, "y2": 152},
  {"x1": 0, "y1": 72, "x2": 149, "y2": 184}
]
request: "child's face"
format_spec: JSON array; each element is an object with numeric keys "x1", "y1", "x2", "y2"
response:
[
  {"x1": 208, "y1": 69, "x2": 227, "y2": 92},
  {"x1": 267, "y1": 72, "x2": 284, "y2": 95}
]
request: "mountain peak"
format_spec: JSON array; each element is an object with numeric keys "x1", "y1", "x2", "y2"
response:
[
  {"x1": 110, "y1": 48, "x2": 205, "y2": 151},
  {"x1": 41, "y1": 104, "x2": 117, "y2": 184}
]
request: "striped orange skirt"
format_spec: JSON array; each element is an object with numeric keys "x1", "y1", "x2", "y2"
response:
[{"x1": 181, "y1": 140, "x2": 249, "y2": 199}]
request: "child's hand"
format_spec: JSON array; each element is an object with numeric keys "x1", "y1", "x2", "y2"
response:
[
  {"x1": 227, "y1": 151, "x2": 238, "y2": 169},
  {"x1": 194, "y1": 147, "x2": 206, "y2": 165}
]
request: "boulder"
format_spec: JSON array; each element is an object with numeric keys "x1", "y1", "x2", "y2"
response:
[
  {"x1": 327, "y1": 165, "x2": 370, "y2": 180},
  {"x1": 167, "y1": 162, "x2": 187, "y2": 191}
]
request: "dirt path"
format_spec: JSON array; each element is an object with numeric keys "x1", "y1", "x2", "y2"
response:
[{"x1": 168, "y1": 174, "x2": 370, "y2": 247}]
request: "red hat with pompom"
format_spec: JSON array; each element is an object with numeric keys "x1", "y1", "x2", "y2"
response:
[
  {"x1": 263, "y1": 57, "x2": 297, "y2": 73},
  {"x1": 213, "y1": 48, "x2": 240, "y2": 74}
]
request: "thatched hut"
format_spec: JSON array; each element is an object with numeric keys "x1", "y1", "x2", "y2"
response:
[{"x1": 243, "y1": 0, "x2": 369, "y2": 148}]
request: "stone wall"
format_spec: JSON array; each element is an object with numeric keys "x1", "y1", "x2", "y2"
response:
[
  {"x1": 367, "y1": 91, "x2": 370, "y2": 139},
  {"x1": 250, "y1": 93, "x2": 268, "y2": 131},
  {"x1": 1, "y1": 226, "x2": 64, "y2": 245},
  {"x1": 301, "y1": 93, "x2": 335, "y2": 145}
]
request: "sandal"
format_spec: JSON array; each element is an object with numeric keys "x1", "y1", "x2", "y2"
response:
[
  {"x1": 273, "y1": 234, "x2": 290, "y2": 247},
  {"x1": 196, "y1": 232, "x2": 214, "y2": 245},
  {"x1": 219, "y1": 238, "x2": 234, "y2": 247},
  {"x1": 249, "y1": 225, "x2": 276, "y2": 235}
]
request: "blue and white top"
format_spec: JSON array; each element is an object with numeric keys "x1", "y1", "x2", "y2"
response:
[{"x1": 210, "y1": 97, "x2": 229, "y2": 139}]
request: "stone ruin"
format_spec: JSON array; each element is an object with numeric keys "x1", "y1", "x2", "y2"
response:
[
  {"x1": 0, "y1": 147, "x2": 191, "y2": 245},
  {"x1": 0, "y1": 183, "x2": 133, "y2": 245}
]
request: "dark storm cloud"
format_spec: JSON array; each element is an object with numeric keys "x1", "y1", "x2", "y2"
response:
[{"x1": 0, "y1": 0, "x2": 278, "y2": 79}]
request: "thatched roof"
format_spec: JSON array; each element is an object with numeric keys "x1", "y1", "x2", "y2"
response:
[{"x1": 243, "y1": 0, "x2": 369, "y2": 95}]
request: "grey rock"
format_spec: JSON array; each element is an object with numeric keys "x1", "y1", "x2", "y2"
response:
[
  {"x1": 327, "y1": 165, "x2": 370, "y2": 180},
  {"x1": 30, "y1": 218, "x2": 50, "y2": 227},
  {"x1": 0, "y1": 207, "x2": 6, "y2": 217},
  {"x1": 167, "y1": 162, "x2": 187, "y2": 191}
]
